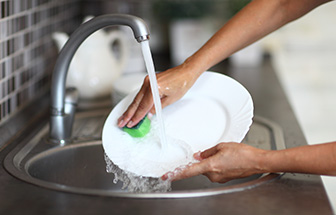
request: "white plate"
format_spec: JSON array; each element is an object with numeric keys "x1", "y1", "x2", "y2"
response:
[{"x1": 102, "y1": 71, "x2": 254, "y2": 177}]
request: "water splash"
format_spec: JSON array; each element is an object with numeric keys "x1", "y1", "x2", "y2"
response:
[{"x1": 104, "y1": 153, "x2": 172, "y2": 193}]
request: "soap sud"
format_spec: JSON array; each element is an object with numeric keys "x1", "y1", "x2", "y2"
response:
[
  {"x1": 104, "y1": 126, "x2": 200, "y2": 192},
  {"x1": 106, "y1": 116, "x2": 196, "y2": 177},
  {"x1": 104, "y1": 153, "x2": 172, "y2": 193},
  {"x1": 104, "y1": 153, "x2": 200, "y2": 193}
]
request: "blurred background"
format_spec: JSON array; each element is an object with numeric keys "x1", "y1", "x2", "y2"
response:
[
  {"x1": 262, "y1": 3, "x2": 336, "y2": 212},
  {"x1": 0, "y1": 0, "x2": 335, "y2": 212}
]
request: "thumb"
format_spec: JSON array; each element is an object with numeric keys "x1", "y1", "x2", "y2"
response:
[
  {"x1": 162, "y1": 161, "x2": 209, "y2": 181},
  {"x1": 200, "y1": 145, "x2": 220, "y2": 159}
]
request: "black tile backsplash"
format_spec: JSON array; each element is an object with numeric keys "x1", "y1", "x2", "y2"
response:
[{"x1": 0, "y1": 0, "x2": 81, "y2": 125}]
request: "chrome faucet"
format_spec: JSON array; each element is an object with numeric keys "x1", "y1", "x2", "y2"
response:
[{"x1": 50, "y1": 14, "x2": 150, "y2": 144}]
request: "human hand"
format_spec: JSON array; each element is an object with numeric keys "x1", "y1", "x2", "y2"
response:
[
  {"x1": 162, "y1": 142, "x2": 267, "y2": 183},
  {"x1": 117, "y1": 63, "x2": 199, "y2": 128}
]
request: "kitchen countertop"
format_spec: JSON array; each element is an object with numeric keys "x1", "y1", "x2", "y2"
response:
[{"x1": 0, "y1": 57, "x2": 333, "y2": 215}]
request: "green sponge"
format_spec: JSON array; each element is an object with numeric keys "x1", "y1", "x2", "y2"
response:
[{"x1": 123, "y1": 116, "x2": 151, "y2": 138}]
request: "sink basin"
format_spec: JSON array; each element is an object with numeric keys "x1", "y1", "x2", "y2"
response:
[{"x1": 4, "y1": 109, "x2": 285, "y2": 198}]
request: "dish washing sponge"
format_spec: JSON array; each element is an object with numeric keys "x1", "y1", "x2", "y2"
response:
[{"x1": 123, "y1": 116, "x2": 151, "y2": 138}]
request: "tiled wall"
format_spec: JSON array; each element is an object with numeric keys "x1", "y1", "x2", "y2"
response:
[{"x1": 0, "y1": 0, "x2": 81, "y2": 125}]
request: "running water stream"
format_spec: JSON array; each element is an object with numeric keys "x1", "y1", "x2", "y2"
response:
[
  {"x1": 104, "y1": 41, "x2": 171, "y2": 193},
  {"x1": 140, "y1": 40, "x2": 167, "y2": 149}
]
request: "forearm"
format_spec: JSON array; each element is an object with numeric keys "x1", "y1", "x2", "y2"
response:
[
  {"x1": 262, "y1": 142, "x2": 336, "y2": 175},
  {"x1": 184, "y1": 0, "x2": 331, "y2": 74}
]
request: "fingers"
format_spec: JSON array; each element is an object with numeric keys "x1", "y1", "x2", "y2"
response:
[
  {"x1": 161, "y1": 161, "x2": 209, "y2": 181},
  {"x1": 117, "y1": 92, "x2": 146, "y2": 127},
  {"x1": 161, "y1": 147, "x2": 220, "y2": 181},
  {"x1": 200, "y1": 145, "x2": 220, "y2": 159},
  {"x1": 161, "y1": 151, "x2": 203, "y2": 181},
  {"x1": 193, "y1": 151, "x2": 203, "y2": 161},
  {"x1": 161, "y1": 144, "x2": 229, "y2": 183},
  {"x1": 118, "y1": 77, "x2": 154, "y2": 128},
  {"x1": 118, "y1": 67, "x2": 190, "y2": 127},
  {"x1": 127, "y1": 93, "x2": 154, "y2": 127}
]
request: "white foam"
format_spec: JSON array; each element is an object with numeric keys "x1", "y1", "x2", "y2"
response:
[
  {"x1": 104, "y1": 150, "x2": 199, "y2": 193},
  {"x1": 107, "y1": 117, "x2": 195, "y2": 178}
]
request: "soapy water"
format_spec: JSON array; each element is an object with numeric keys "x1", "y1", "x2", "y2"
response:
[
  {"x1": 105, "y1": 116, "x2": 198, "y2": 193},
  {"x1": 104, "y1": 153, "x2": 198, "y2": 193},
  {"x1": 104, "y1": 153, "x2": 171, "y2": 193},
  {"x1": 104, "y1": 117, "x2": 199, "y2": 192}
]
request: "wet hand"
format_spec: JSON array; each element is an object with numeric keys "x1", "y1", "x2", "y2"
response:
[
  {"x1": 117, "y1": 64, "x2": 198, "y2": 128},
  {"x1": 162, "y1": 142, "x2": 267, "y2": 183}
]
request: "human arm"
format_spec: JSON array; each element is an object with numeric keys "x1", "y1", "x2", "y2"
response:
[
  {"x1": 118, "y1": 0, "x2": 331, "y2": 128},
  {"x1": 162, "y1": 141, "x2": 336, "y2": 183}
]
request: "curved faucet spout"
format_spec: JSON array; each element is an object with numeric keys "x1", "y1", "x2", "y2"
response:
[{"x1": 50, "y1": 14, "x2": 150, "y2": 143}]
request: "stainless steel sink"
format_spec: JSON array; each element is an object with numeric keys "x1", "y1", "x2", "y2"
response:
[{"x1": 4, "y1": 109, "x2": 285, "y2": 198}]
